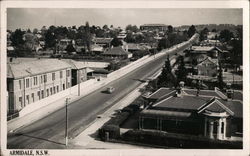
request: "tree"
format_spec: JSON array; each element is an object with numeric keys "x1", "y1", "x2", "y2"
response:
[
  {"x1": 111, "y1": 37, "x2": 122, "y2": 47},
  {"x1": 167, "y1": 25, "x2": 173, "y2": 34},
  {"x1": 23, "y1": 33, "x2": 39, "y2": 52},
  {"x1": 187, "y1": 25, "x2": 196, "y2": 38},
  {"x1": 217, "y1": 62, "x2": 224, "y2": 89},
  {"x1": 83, "y1": 21, "x2": 92, "y2": 52},
  {"x1": 33, "y1": 28, "x2": 38, "y2": 34},
  {"x1": 103, "y1": 24, "x2": 109, "y2": 30},
  {"x1": 126, "y1": 25, "x2": 138, "y2": 33},
  {"x1": 199, "y1": 27, "x2": 209, "y2": 41},
  {"x1": 157, "y1": 55, "x2": 175, "y2": 87},
  {"x1": 219, "y1": 29, "x2": 233, "y2": 43},
  {"x1": 65, "y1": 43, "x2": 76, "y2": 55},
  {"x1": 157, "y1": 37, "x2": 170, "y2": 51},
  {"x1": 175, "y1": 56, "x2": 187, "y2": 84},
  {"x1": 45, "y1": 29, "x2": 56, "y2": 48},
  {"x1": 10, "y1": 29, "x2": 25, "y2": 47}
]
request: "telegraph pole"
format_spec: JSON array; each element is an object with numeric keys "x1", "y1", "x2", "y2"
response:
[
  {"x1": 65, "y1": 98, "x2": 70, "y2": 146},
  {"x1": 78, "y1": 73, "x2": 80, "y2": 96}
]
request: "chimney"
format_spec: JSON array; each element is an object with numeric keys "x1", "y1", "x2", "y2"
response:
[{"x1": 176, "y1": 81, "x2": 185, "y2": 97}]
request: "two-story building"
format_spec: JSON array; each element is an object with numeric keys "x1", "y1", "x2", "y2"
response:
[{"x1": 7, "y1": 58, "x2": 72, "y2": 115}]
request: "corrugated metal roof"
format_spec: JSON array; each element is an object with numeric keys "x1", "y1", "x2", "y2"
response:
[{"x1": 7, "y1": 59, "x2": 71, "y2": 79}]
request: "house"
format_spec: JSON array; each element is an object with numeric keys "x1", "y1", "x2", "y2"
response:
[
  {"x1": 103, "y1": 46, "x2": 132, "y2": 59},
  {"x1": 140, "y1": 24, "x2": 168, "y2": 32},
  {"x1": 117, "y1": 30, "x2": 127, "y2": 40},
  {"x1": 7, "y1": 58, "x2": 72, "y2": 115},
  {"x1": 190, "y1": 46, "x2": 223, "y2": 59},
  {"x1": 61, "y1": 59, "x2": 93, "y2": 86},
  {"x1": 197, "y1": 57, "x2": 218, "y2": 77},
  {"x1": 207, "y1": 32, "x2": 220, "y2": 40},
  {"x1": 92, "y1": 37, "x2": 113, "y2": 48},
  {"x1": 91, "y1": 44, "x2": 104, "y2": 55},
  {"x1": 140, "y1": 82, "x2": 242, "y2": 141},
  {"x1": 57, "y1": 39, "x2": 75, "y2": 53}
]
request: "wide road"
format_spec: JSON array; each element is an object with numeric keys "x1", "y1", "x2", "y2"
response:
[{"x1": 7, "y1": 36, "x2": 198, "y2": 149}]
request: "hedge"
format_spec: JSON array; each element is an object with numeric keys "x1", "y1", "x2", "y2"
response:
[{"x1": 122, "y1": 129, "x2": 242, "y2": 149}]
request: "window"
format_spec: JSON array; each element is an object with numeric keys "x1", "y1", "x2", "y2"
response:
[
  {"x1": 19, "y1": 80, "x2": 22, "y2": 89},
  {"x1": 19, "y1": 97, "x2": 23, "y2": 107},
  {"x1": 37, "y1": 91, "x2": 40, "y2": 100},
  {"x1": 33, "y1": 77, "x2": 38, "y2": 85},
  {"x1": 26, "y1": 79, "x2": 29, "y2": 88},
  {"x1": 40, "y1": 75, "x2": 43, "y2": 84},
  {"x1": 63, "y1": 84, "x2": 65, "y2": 90},
  {"x1": 52, "y1": 73, "x2": 55, "y2": 81},
  {"x1": 66, "y1": 70, "x2": 70, "y2": 77},
  {"x1": 26, "y1": 95, "x2": 29, "y2": 104},
  {"x1": 57, "y1": 86, "x2": 59, "y2": 92},
  {"x1": 41, "y1": 90, "x2": 44, "y2": 98},
  {"x1": 53, "y1": 87, "x2": 56, "y2": 94},
  {"x1": 60, "y1": 71, "x2": 63, "y2": 78},
  {"x1": 44, "y1": 75, "x2": 47, "y2": 83},
  {"x1": 31, "y1": 93, "x2": 35, "y2": 102},
  {"x1": 50, "y1": 88, "x2": 53, "y2": 95},
  {"x1": 47, "y1": 89, "x2": 49, "y2": 97}
]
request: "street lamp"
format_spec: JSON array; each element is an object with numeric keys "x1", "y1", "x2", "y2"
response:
[{"x1": 65, "y1": 97, "x2": 70, "y2": 146}]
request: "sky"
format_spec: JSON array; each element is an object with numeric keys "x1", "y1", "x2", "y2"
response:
[{"x1": 7, "y1": 8, "x2": 242, "y2": 31}]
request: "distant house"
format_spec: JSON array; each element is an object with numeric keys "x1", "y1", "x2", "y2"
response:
[
  {"x1": 103, "y1": 46, "x2": 132, "y2": 59},
  {"x1": 57, "y1": 39, "x2": 75, "y2": 53},
  {"x1": 117, "y1": 30, "x2": 127, "y2": 40},
  {"x1": 140, "y1": 82, "x2": 242, "y2": 141},
  {"x1": 190, "y1": 46, "x2": 223, "y2": 59},
  {"x1": 91, "y1": 44, "x2": 104, "y2": 55},
  {"x1": 140, "y1": 24, "x2": 168, "y2": 32},
  {"x1": 197, "y1": 57, "x2": 218, "y2": 77},
  {"x1": 7, "y1": 58, "x2": 72, "y2": 114},
  {"x1": 92, "y1": 37, "x2": 113, "y2": 48},
  {"x1": 207, "y1": 32, "x2": 220, "y2": 40}
]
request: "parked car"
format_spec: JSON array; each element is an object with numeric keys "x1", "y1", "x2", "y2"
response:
[{"x1": 107, "y1": 86, "x2": 115, "y2": 94}]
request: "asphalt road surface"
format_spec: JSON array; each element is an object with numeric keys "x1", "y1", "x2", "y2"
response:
[{"x1": 7, "y1": 39, "x2": 196, "y2": 149}]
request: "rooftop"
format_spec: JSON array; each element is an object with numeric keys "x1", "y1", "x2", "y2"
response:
[
  {"x1": 147, "y1": 87, "x2": 242, "y2": 118},
  {"x1": 103, "y1": 46, "x2": 132, "y2": 56},
  {"x1": 8, "y1": 59, "x2": 71, "y2": 79}
]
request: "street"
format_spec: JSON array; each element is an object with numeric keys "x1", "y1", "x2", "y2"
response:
[{"x1": 7, "y1": 40, "x2": 195, "y2": 149}]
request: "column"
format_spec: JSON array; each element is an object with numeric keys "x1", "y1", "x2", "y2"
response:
[
  {"x1": 209, "y1": 121, "x2": 214, "y2": 139},
  {"x1": 139, "y1": 117, "x2": 141, "y2": 130},
  {"x1": 217, "y1": 119, "x2": 222, "y2": 140},
  {"x1": 204, "y1": 117, "x2": 207, "y2": 136},
  {"x1": 141, "y1": 117, "x2": 144, "y2": 129}
]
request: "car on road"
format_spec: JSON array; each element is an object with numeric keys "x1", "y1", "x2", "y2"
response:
[{"x1": 107, "y1": 86, "x2": 115, "y2": 94}]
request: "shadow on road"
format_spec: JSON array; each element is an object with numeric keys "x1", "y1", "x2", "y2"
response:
[
  {"x1": 14, "y1": 133, "x2": 66, "y2": 146},
  {"x1": 132, "y1": 78, "x2": 146, "y2": 83}
]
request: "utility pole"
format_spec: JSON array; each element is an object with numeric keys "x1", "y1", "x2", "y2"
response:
[
  {"x1": 78, "y1": 72, "x2": 80, "y2": 96},
  {"x1": 65, "y1": 98, "x2": 70, "y2": 146}
]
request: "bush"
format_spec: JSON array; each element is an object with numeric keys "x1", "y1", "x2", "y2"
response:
[
  {"x1": 105, "y1": 112, "x2": 130, "y2": 126},
  {"x1": 122, "y1": 130, "x2": 242, "y2": 149},
  {"x1": 99, "y1": 125, "x2": 120, "y2": 141}
]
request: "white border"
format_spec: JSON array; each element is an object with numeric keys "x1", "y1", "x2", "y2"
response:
[{"x1": 1, "y1": 1, "x2": 249, "y2": 156}]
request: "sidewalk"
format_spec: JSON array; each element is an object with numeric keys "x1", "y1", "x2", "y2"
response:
[
  {"x1": 7, "y1": 35, "x2": 197, "y2": 132},
  {"x1": 69, "y1": 83, "x2": 148, "y2": 149}
]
